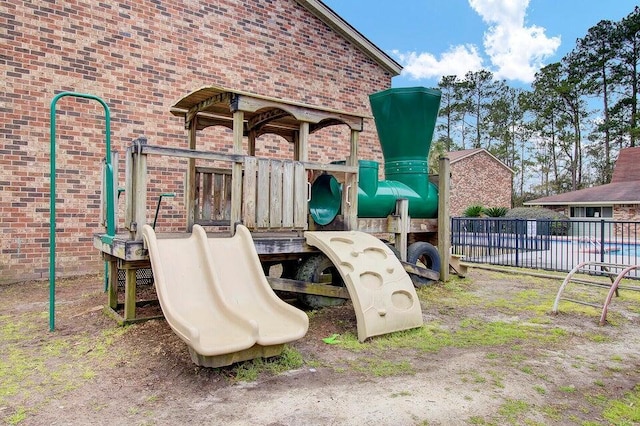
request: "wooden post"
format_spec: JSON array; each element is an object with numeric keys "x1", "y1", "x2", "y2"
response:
[
  {"x1": 396, "y1": 198, "x2": 409, "y2": 261},
  {"x1": 248, "y1": 129, "x2": 257, "y2": 157},
  {"x1": 292, "y1": 130, "x2": 299, "y2": 160},
  {"x1": 344, "y1": 129, "x2": 359, "y2": 230},
  {"x1": 107, "y1": 259, "x2": 118, "y2": 310},
  {"x1": 124, "y1": 139, "x2": 148, "y2": 241},
  {"x1": 185, "y1": 117, "x2": 198, "y2": 231},
  {"x1": 230, "y1": 110, "x2": 244, "y2": 233},
  {"x1": 438, "y1": 155, "x2": 451, "y2": 282},
  {"x1": 124, "y1": 146, "x2": 135, "y2": 240},
  {"x1": 133, "y1": 146, "x2": 147, "y2": 241},
  {"x1": 297, "y1": 122, "x2": 309, "y2": 161},
  {"x1": 124, "y1": 268, "x2": 137, "y2": 321}
]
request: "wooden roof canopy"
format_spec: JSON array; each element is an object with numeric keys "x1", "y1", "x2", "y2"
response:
[{"x1": 170, "y1": 85, "x2": 366, "y2": 142}]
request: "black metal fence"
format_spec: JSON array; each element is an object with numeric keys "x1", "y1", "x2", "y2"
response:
[{"x1": 451, "y1": 217, "x2": 640, "y2": 275}]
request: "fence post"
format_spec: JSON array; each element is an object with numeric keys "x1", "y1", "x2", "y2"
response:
[
  {"x1": 600, "y1": 219, "x2": 605, "y2": 263},
  {"x1": 515, "y1": 219, "x2": 520, "y2": 267}
]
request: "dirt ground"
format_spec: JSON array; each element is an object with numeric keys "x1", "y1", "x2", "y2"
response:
[{"x1": 1, "y1": 267, "x2": 640, "y2": 425}]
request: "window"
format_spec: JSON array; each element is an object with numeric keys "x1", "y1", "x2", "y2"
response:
[{"x1": 570, "y1": 206, "x2": 613, "y2": 218}]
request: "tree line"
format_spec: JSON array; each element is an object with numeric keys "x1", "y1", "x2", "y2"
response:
[{"x1": 430, "y1": 6, "x2": 639, "y2": 206}]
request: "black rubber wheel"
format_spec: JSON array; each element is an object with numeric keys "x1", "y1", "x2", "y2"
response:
[
  {"x1": 295, "y1": 254, "x2": 346, "y2": 309},
  {"x1": 406, "y1": 241, "x2": 441, "y2": 287},
  {"x1": 385, "y1": 243, "x2": 402, "y2": 260},
  {"x1": 263, "y1": 260, "x2": 299, "y2": 279},
  {"x1": 280, "y1": 260, "x2": 300, "y2": 279}
]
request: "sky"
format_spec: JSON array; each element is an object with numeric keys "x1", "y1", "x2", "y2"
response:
[{"x1": 322, "y1": 0, "x2": 638, "y2": 89}]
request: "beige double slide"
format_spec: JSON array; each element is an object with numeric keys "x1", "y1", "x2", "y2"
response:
[{"x1": 142, "y1": 224, "x2": 309, "y2": 368}]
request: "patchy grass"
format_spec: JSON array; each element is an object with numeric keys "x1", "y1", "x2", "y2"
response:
[
  {"x1": 348, "y1": 357, "x2": 415, "y2": 377},
  {"x1": 602, "y1": 385, "x2": 640, "y2": 425},
  {"x1": 229, "y1": 345, "x2": 304, "y2": 382},
  {"x1": 0, "y1": 300, "x2": 131, "y2": 424},
  {"x1": 330, "y1": 319, "x2": 567, "y2": 355}
]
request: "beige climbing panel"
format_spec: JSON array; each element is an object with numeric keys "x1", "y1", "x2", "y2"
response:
[{"x1": 305, "y1": 230, "x2": 423, "y2": 342}]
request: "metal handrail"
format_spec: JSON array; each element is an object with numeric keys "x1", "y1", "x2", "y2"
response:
[{"x1": 49, "y1": 92, "x2": 114, "y2": 331}]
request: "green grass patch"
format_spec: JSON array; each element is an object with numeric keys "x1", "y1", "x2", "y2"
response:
[
  {"x1": 602, "y1": 385, "x2": 640, "y2": 425},
  {"x1": 230, "y1": 345, "x2": 304, "y2": 382},
  {"x1": 0, "y1": 312, "x2": 132, "y2": 425},
  {"x1": 349, "y1": 357, "x2": 415, "y2": 377},
  {"x1": 498, "y1": 399, "x2": 530, "y2": 421},
  {"x1": 331, "y1": 318, "x2": 567, "y2": 355}
]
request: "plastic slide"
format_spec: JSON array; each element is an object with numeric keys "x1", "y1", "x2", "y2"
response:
[{"x1": 142, "y1": 224, "x2": 308, "y2": 367}]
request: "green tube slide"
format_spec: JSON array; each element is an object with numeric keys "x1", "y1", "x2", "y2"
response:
[{"x1": 310, "y1": 87, "x2": 441, "y2": 225}]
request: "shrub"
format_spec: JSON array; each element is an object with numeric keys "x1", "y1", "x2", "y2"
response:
[
  {"x1": 504, "y1": 207, "x2": 571, "y2": 236},
  {"x1": 463, "y1": 205, "x2": 484, "y2": 217},
  {"x1": 483, "y1": 207, "x2": 508, "y2": 217}
]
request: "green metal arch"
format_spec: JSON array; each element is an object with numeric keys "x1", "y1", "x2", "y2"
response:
[{"x1": 49, "y1": 92, "x2": 114, "y2": 331}]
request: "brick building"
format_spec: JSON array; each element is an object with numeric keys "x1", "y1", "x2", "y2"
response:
[
  {"x1": 525, "y1": 147, "x2": 640, "y2": 238},
  {"x1": 0, "y1": 0, "x2": 401, "y2": 284},
  {"x1": 448, "y1": 148, "x2": 513, "y2": 217}
]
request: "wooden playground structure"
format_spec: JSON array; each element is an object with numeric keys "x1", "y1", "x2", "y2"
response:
[{"x1": 91, "y1": 85, "x2": 453, "y2": 325}]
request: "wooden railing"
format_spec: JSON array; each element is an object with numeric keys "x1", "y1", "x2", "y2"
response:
[
  {"x1": 194, "y1": 159, "x2": 308, "y2": 230},
  {"x1": 241, "y1": 158, "x2": 308, "y2": 230},
  {"x1": 125, "y1": 144, "x2": 357, "y2": 237},
  {"x1": 194, "y1": 167, "x2": 232, "y2": 226}
]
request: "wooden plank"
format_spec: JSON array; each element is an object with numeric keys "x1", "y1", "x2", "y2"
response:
[
  {"x1": 293, "y1": 162, "x2": 307, "y2": 229},
  {"x1": 124, "y1": 146, "x2": 134, "y2": 238},
  {"x1": 141, "y1": 144, "x2": 245, "y2": 163},
  {"x1": 232, "y1": 94, "x2": 365, "y2": 131},
  {"x1": 395, "y1": 199, "x2": 409, "y2": 261},
  {"x1": 213, "y1": 173, "x2": 224, "y2": 220},
  {"x1": 243, "y1": 157, "x2": 257, "y2": 229},
  {"x1": 186, "y1": 119, "x2": 197, "y2": 231},
  {"x1": 267, "y1": 277, "x2": 350, "y2": 299},
  {"x1": 230, "y1": 111, "x2": 244, "y2": 232},
  {"x1": 202, "y1": 172, "x2": 213, "y2": 220},
  {"x1": 193, "y1": 171, "x2": 201, "y2": 221},
  {"x1": 270, "y1": 160, "x2": 283, "y2": 228},
  {"x1": 195, "y1": 166, "x2": 232, "y2": 175},
  {"x1": 133, "y1": 151, "x2": 147, "y2": 241},
  {"x1": 297, "y1": 122, "x2": 309, "y2": 161},
  {"x1": 256, "y1": 158, "x2": 271, "y2": 228},
  {"x1": 224, "y1": 173, "x2": 232, "y2": 220},
  {"x1": 438, "y1": 156, "x2": 451, "y2": 282},
  {"x1": 401, "y1": 261, "x2": 441, "y2": 282},
  {"x1": 124, "y1": 268, "x2": 137, "y2": 321},
  {"x1": 282, "y1": 161, "x2": 294, "y2": 228},
  {"x1": 107, "y1": 260, "x2": 118, "y2": 310},
  {"x1": 344, "y1": 129, "x2": 359, "y2": 230}
]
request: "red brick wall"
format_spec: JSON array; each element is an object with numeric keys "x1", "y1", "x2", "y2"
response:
[
  {"x1": 0, "y1": 0, "x2": 393, "y2": 283},
  {"x1": 449, "y1": 152, "x2": 512, "y2": 216}
]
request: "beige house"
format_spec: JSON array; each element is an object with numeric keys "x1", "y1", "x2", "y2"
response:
[{"x1": 448, "y1": 149, "x2": 513, "y2": 217}]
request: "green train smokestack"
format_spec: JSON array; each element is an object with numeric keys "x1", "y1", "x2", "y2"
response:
[{"x1": 310, "y1": 87, "x2": 441, "y2": 225}]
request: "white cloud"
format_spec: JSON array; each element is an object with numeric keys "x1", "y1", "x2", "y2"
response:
[
  {"x1": 393, "y1": 0, "x2": 560, "y2": 84},
  {"x1": 392, "y1": 44, "x2": 484, "y2": 81},
  {"x1": 470, "y1": 0, "x2": 561, "y2": 82}
]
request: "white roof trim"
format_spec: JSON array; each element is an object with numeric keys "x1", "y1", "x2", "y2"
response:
[{"x1": 296, "y1": 0, "x2": 402, "y2": 76}]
